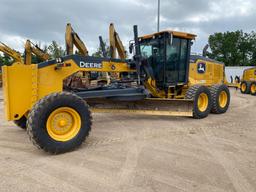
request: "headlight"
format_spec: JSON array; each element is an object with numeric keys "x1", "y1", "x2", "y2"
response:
[{"x1": 56, "y1": 58, "x2": 62, "y2": 63}]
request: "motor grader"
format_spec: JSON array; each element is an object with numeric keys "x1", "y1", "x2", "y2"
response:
[
  {"x1": 240, "y1": 67, "x2": 256, "y2": 95},
  {"x1": 1, "y1": 25, "x2": 230, "y2": 154}
]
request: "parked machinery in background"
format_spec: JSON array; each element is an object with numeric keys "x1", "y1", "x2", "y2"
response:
[
  {"x1": 240, "y1": 67, "x2": 256, "y2": 95},
  {"x1": 0, "y1": 42, "x2": 23, "y2": 87},
  {"x1": 65, "y1": 23, "x2": 112, "y2": 89},
  {"x1": 24, "y1": 40, "x2": 50, "y2": 65},
  {"x1": 109, "y1": 23, "x2": 127, "y2": 60},
  {"x1": 64, "y1": 23, "x2": 92, "y2": 89}
]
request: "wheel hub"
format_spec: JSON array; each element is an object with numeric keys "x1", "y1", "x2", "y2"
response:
[
  {"x1": 219, "y1": 91, "x2": 228, "y2": 108},
  {"x1": 241, "y1": 83, "x2": 246, "y2": 92},
  {"x1": 251, "y1": 84, "x2": 256, "y2": 94},
  {"x1": 46, "y1": 107, "x2": 81, "y2": 141},
  {"x1": 197, "y1": 93, "x2": 208, "y2": 112}
]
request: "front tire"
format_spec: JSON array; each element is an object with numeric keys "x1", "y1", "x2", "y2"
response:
[
  {"x1": 210, "y1": 84, "x2": 230, "y2": 114},
  {"x1": 185, "y1": 85, "x2": 212, "y2": 119},
  {"x1": 27, "y1": 92, "x2": 92, "y2": 154}
]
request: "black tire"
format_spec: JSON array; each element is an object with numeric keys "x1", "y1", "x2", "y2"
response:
[
  {"x1": 240, "y1": 81, "x2": 251, "y2": 94},
  {"x1": 27, "y1": 92, "x2": 92, "y2": 154},
  {"x1": 14, "y1": 115, "x2": 27, "y2": 130},
  {"x1": 250, "y1": 82, "x2": 256, "y2": 96},
  {"x1": 210, "y1": 84, "x2": 230, "y2": 114},
  {"x1": 185, "y1": 85, "x2": 212, "y2": 119}
]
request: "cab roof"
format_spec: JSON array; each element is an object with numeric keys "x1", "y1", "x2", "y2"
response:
[{"x1": 140, "y1": 30, "x2": 197, "y2": 40}]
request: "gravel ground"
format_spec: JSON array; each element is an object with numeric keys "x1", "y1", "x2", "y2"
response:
[{"x1": 0, "y1": 88, "x2": 255, "y2": 192}]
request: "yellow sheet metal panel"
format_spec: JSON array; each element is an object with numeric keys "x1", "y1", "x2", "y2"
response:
[
  {"x1": 2, "y1": 63, "x2": 37, "y2": 121},
  {"x1": 189, "y1": 59, "x2": 225, "y2": 86},
  {"x1": 37, "y1": 64, "x2": 64, "y2": 99},
  {"x1": 243, "y1": 68, "x2": 256, "y2": 81}
]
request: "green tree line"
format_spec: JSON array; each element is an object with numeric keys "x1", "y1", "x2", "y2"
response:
[{"x1": 207, "y1": 30, "x2": 256, "y2": 66}]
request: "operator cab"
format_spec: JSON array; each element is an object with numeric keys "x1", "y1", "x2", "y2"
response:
[{"x1": 139, "y1": 31, "x2": 196, "y2": 89}]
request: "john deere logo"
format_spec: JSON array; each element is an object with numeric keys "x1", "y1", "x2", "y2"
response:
[
  {"x1": 197, "y1": 62, "x2": 206, "y2": 74},
  {"x1": 79, "y1": 61, "x2": 102, "y2": 69}
]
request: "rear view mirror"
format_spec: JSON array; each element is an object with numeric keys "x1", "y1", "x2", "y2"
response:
[{"x1": 129, "y1": 41, "x2": 134, "y2": 54}]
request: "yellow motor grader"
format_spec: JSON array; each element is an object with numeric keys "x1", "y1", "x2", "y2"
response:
[
  {"x1": 240, "y1": 67, "x2": 256, "y2": 95},
  {"x1": 1, "y1": 25, "x2": 230, "y2": 154}
]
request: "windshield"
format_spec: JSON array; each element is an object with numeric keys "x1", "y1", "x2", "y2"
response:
[
  {"x1": 140, "y1": 35, "x2": 190, "y2": 87},
  {"x1": 140, "y1": 37, "x2": 165, "y2": 84}
]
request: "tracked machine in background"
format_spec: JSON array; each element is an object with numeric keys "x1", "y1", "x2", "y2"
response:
[
  {"x1": 240, "y1": 67, "x2": 256, "y2": 95},
  {"x1": 1, "y1": 25, "x2": 230, "y2": 154}
]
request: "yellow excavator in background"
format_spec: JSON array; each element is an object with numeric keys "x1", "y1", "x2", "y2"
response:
[
  {"x1": 0, "y1": 42, "x2": 22, "y2": 63},
  {"x1": 65, "y1": 23, "x2": 89, "y2": 56},
  {"x1": 64, "y1": 23, "x2": 90, "y2": 89},
  {"x1": 0, "y1": 42, "x2": 23, "y2": 87},
  {"x1": 97, "y1": 23, "x2": 127, "y2": 82},
  {"x1": 24, "y1": 40, "x2": 50, "y2": 65},
  {"x1": 108, "y1": 23, "x2": 127, "y2": 80},
  {"x1": 65, "y1": 23, "x2": 110, "y2": 89},
  {"x1": 109, "y1": 23, "x2": 127, "y2": 60}
]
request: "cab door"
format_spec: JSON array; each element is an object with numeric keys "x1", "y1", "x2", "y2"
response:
[{"x1": 165, "y1": 37, "x2": 190, "y2": 86}]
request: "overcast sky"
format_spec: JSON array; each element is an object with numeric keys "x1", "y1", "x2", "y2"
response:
[{"x1": 0, "y1": 0, "x2": 255, "y2": 55}]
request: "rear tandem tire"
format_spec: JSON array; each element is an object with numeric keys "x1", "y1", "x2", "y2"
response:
[
  {"x1": 250, "y1": 82, "x2": 256, "y2": 96},
  {"x1": 185, "y1": 85, "x2": 212, "y2": 119},
  {"x1": 14, "y1": 116, "x2": 27, "y2": 130},
  {"x1": 27, "y1": 92, "x2": 92, "y2": 154},
  {"x1": 240, "y1": 81, "x2": 251, "y2": 94},
  {"x1": 210, "y1": 84, "x2": 230, "y2": 114}
]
